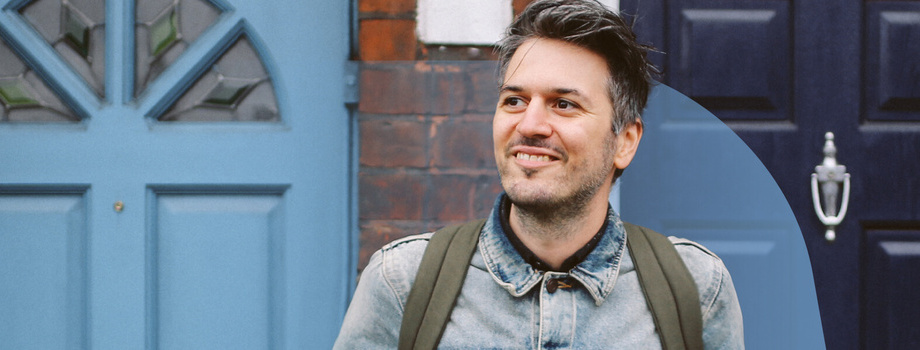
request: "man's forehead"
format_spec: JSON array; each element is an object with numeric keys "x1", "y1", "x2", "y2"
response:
[{"x1": 500, "y1": 38, "x2": 610, "y2": 95}]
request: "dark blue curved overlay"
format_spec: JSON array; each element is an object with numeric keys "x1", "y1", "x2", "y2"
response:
[{"x1": 621, "y1": 84, "x2": 825, "y2": 349}]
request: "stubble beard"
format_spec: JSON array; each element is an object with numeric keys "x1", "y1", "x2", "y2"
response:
[
  {"x1": 502, "y1": 164, "x2": 607, "y2": 222},
  {"x1": 498, "y1": 136, "x2": 617, "y2": 235}
]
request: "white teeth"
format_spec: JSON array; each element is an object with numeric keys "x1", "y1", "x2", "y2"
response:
[{"x1": 516, "y1": 153, "x2": 551, "y2": 162}]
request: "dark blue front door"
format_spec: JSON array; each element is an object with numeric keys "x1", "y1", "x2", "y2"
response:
[
  {"x1": 623, "y1": 0, "x2": 920, "y2": 348},
  {"x1": 621, "y1": 85, "x2": 824, "y2": 349}
]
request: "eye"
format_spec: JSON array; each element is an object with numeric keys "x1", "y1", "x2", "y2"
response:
[
  {"x1": 502, "y1": 96, "x2": 527, "y2": 110},
  {"x1": 554, "y1": 99, "x2": 578, "y2": 111}
]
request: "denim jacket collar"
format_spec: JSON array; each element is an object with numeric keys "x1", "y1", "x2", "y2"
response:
[{"x1": 478, "y1": 194, "x2": 628, "y2": 306}]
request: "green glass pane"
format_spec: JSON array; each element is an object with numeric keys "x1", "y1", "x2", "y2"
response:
[
  {"x1": 62, "y1": 6, "x2": 91, "y2": 58},
  {"x1": 135, "y1": 0, "x2": 222, "y2": 97},
  {"x1": 0, "y1": 35, "x2": 78, "y2": 122},
  {"x1": 202, "y1": 79, "x2": 255, "y2": 108},
  {"x1": 160, "y1": 35, "x2": 279, "y2": 122},
  {"x1": 19, "y1": 0, "x2": 105, "y2": 98},
  {"x1": 150, "y1": 8, "x2": 178, "y2": 57},
  {"x1": 0, "y1": 80, "x2": 39, "y2": 108}
]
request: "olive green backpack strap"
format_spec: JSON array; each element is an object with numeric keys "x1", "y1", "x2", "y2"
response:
[
  {"x1": 624, "y1": 222, "x2": 704, "y2": 350},
  {"x1": 398, "y1": 219, "x2": 487, "y2": 350}
]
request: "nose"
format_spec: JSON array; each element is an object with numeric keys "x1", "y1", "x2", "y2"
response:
[{"x1": 516, "y1": 100, "x2": 552, "y2": 138}]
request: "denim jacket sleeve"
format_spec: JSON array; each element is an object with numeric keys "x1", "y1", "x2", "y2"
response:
[
  {"x1": 672, "y1": 238, "x2": 745, "y2": 349},
  {"x1": 333, "y1": 234, "x2": 430, "y2": 349}
]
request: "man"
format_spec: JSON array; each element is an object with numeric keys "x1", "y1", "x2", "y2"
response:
[{"x1": 335, "y1": 0, "x2": 743, "y2": 348}]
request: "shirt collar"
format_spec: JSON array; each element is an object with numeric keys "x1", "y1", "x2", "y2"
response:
[
  {"x1": 498, "y1": 196, "x2": 609, "y2": 272},
  {"x1": 478, "y1": 193, "x2": 627, "y2": 306}
]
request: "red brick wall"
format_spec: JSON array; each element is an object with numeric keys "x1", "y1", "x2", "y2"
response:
[{"x1": 356, "y1": 0, "x2": 536, "y2": 270}]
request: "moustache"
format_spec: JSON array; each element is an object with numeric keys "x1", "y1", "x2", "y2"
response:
[{"x1": 505, "y1": 137, "x2": 567, "y2": 161}]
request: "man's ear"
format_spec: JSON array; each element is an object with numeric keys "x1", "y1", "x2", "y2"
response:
[{"x1": 614, "y1": 121, "x2": 643, "y2": 170}]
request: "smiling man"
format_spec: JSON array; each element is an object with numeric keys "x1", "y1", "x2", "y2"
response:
[
  {"x1": 493, "y1": 37, "x2": 633, "y2": 271},
  {"x1": 335, "y1": 1, "x2": 743, "y2": 349}
]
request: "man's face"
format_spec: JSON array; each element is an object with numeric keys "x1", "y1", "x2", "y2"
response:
[{"x1": 494, "y1": 38, "x2": 633, "y2": 211}]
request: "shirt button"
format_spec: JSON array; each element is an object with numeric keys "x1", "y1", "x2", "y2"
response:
[{"x1": 546, "y1": 278, "x2": 559, "y2": 293}]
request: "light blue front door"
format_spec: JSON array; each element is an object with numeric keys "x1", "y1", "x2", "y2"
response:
[{"x1": 0, "y1": 0, "x2": 351, "y2": 348}]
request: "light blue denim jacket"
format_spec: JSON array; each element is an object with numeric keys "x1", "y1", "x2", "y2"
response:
[{"x1": 335, "y1": 196, "x2": 744, "y2": 349}]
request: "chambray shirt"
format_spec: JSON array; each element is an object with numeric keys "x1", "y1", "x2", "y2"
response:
[{"x1": 335, "y1": 195, "x2": 744, "y2": 349}]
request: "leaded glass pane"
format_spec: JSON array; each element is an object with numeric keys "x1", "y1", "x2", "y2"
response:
[
  {"x1": 62, "y1": 4, "x2": 91, "y2": 58},
  {"x1": 201, "y1": 79, "x2": 258, "y2": 108},
  {"x1": 0, "y1": 80, "x2": 40, "y2": 108},
  {"x1": 160, "y1": 36, "x2": 279, "y2": 122},
  {"x1": 135, "y1": 0, "x2": 221, "y2": 97},
  {"x1": 0, "y1": 36, "x2": 78, "y2": 122},
  {"x1": 149, "y1": 8, "x2": 178, "y2": 57},
  {"x1": 20, "y1": 0, "x2": 105, "y2": 98}
]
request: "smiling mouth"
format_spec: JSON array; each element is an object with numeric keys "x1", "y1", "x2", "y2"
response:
[{"x1": 515, "y1": 152, "x2": 553, "y2": 162}]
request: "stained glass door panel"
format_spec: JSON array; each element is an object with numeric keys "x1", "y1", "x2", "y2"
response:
[{"x1": 0, "y1": 0, "x2": 351, "y2": 349}]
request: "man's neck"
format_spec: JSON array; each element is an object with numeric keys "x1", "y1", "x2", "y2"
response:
[{"x1": 508, "y1": 193, "x2": 611, "y2": 270}]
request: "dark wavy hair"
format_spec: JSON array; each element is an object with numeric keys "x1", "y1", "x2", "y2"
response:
[{"x1": 497, "y1": 0, "x2": 658, "y2": 134}]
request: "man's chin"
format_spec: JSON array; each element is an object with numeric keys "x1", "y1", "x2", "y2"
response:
[{"x1": 503, "y1": 186, "x2": 562, "y2": 209}]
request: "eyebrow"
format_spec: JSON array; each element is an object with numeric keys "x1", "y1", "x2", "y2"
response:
[{"x1": 499, "y1": 85, "x2": 585, "y2": 97}]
